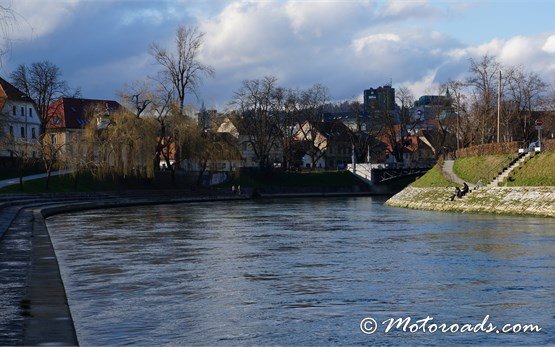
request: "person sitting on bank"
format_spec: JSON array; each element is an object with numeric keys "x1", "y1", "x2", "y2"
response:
[
  {"x1": 461, "y1": 182, "x2": 469, "y2": 196},
  {"x1": 450, "y1": 187, "x2": 461, "y2": 201}
]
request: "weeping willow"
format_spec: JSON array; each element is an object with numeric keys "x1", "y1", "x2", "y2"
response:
[{"x1": 83, "y1": 107, "x2": 157, "y2": 180}]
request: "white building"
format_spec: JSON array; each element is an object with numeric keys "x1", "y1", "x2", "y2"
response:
[{"x1": 0, "y1": 77, "x2": 41, "y2": 158}]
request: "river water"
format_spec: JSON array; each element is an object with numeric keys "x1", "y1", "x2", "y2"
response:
[{"x1": 46, "y1": 197, "x2": 554, "y2": 345}]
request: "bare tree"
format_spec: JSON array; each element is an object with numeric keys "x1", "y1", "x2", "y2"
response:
[
  {"x1": 0, "y1": 3, "x2": 16, "y2": 66},
  {"x1": 150, "y1": 25, "x2": 214, "y2": 115},
  {"x1": 504, "y1": 67, "x2": 547, "y2": 142},
  {"x1": 292, "y1": 84, "x2": 330, "y2": 168},
  {"x1": 10, "y1": 61, "x2": 79, "y2": 134},
  {"x1": 0, "y1": 132, "x2": 37, "y2": 191},
  {"x1": 466, "y1": 54, "x2": 501, "y2": 144},
  {"x1": 118, "y1": 80, "x2": 153, "y2": 118},
  {"x1": 231, "y1": 76, "x2": 282, "y2": 169}
]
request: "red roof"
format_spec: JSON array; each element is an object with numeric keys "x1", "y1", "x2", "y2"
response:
[
  {"x1": 0, "y1": 76, "x2": 33, "y2": 102},
  {"x1": 47, "y1": 97, "x2": 123, "y2": 129}
]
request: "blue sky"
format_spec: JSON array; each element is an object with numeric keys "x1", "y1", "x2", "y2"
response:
[{"x1": 3, "y1": 0, "x2": 555, "y2": 110}]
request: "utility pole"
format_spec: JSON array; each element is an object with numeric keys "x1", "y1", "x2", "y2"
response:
[{"x1": 497, "y1": 70, "x2": 501, "y2": 143}]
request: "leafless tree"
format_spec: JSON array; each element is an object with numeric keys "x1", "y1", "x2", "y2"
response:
[
  {"x1": 230, "y1": 76, "x2": 282, "y2": 169},
  {"x1": 150, "y1": 25, "x2": 214, "y2": 115},
  {"x1": 466, "y1": 54, "x2": 501, "y2": 144},
  {"x1": 504, "y1": 67, "x2": 547, "y2": 142},
  {"x1": 0, "y1": 3, "x2": 16, "y2": 67},
  {"x1": 10, "y1": 61, "x2": 79, "y2": 134},
  {"x1": 118, "y1": 80, "x2": 153, "y2": 118}
]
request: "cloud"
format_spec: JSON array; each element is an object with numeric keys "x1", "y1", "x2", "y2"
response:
[
  {"x1": 379, "y1": 0, "x2": 440, "y2": 20},
  {"x1": 352, "y1": 33, "x2": 401, "y2": 53},
  {"x1": 285, "y1": 1, "x2": 375, "y2": 38},
  {"x1": 542, "y1": 35, "x2": 555, "y2": 53},
  {"x1": 11, "y1": 0, "x2": 82, "y2": 40}
]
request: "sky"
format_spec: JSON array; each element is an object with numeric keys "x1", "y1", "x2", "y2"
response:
[{"x1": 2, "y1": 0, "x2": 555, "y2": 111}]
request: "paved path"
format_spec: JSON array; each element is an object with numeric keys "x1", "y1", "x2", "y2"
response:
[
  {"x1": 0, "y1": 170, "x2": 72, "y2": 188},
  {"x1": 441, "y1": 160, "x2": 470, "y2": 185}
]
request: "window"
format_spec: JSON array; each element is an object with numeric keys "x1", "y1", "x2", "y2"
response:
[
  {"x1": 31, "y1": 128, "x2": 36, "y2": 139},
  {"x1": 32, "y1": 151, "x2": 36, "y2": 158},
  {"x1": 50, "y1": 133, "x2": 57, "y2": 144},
  {"x1": 21, "y1": 107, "x2": 24, "y2": 117},
  {"x1": 21, "y1": 127, "x2": 25, "y2": 138},
  {"x1": 29, "y1": 108, "x2": 33, "y2": 117},
  {"x1": 12, "y1": 105, "x2": 16, "y2": 115}
]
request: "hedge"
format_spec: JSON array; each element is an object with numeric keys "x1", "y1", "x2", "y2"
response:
[{"x1": 456, "y1": 141, "x2": 520, "y2": 158}]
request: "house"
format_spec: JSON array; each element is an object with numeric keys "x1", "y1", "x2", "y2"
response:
[
  {"x1": 294, "y1": 120, "x2": 352, "y2": 169},
  {"x1": 379, "y1": 130, "x2": 435, "y2": 168},
  {"x1": 0, "y1": 77, "x2": 41, "y2": 159},
  {"x1": 216, "y1": 116, "x2": 282, "y2": 169},
  {"x1": 45, "y1": 97, "x2": 125, "y2": 159}
]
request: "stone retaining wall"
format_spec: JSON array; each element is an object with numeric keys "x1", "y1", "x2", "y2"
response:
[{"x1": 385, "y1": 186, "x2": 555, "y2": 217}]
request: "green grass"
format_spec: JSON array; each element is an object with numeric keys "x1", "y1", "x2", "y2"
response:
[
  {"x1": 505, "y1": 151, "x2": 555, "y2": 186},
  {"x1": 411, "y1": 164, "x2": 458, "y2": 188},
  {"x1": 0, "y1": 166, "x2": 45, "y2": 180},
  {"x1": 453, "y1": 154, "x2": 517, "y2": 184},
  {"x1": 0, "y1": 174, "x2": 126, "y2": 193},
  {"x1": 227, "y1": 171, "x2": 366, "y2": 188}
]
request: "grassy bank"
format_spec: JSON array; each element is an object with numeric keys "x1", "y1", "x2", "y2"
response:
[
  {"x1": 505, "y1": 151, "x2": 555, "y2": 186},
  {"x1": 0, "y1": 171, "x2": 199, "y2": 194},
  {"x1": 453, "y1": 154, "x2": 516, "y2": 184},
  {"x1": 411, "y1": 164, "x2": 457, "y2": 188},
  {"x1": 227, "y1": 170, "x2": 367, "y2": 189}
]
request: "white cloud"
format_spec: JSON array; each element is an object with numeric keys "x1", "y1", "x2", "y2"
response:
[
  {"x1": 542, "y1": 35, "x2": 555, "y2": 53},
  {"x1": 11, "y1": 0, "x2": 81, "y2": 40},
  {"x1": 379, "y1": 0, "x2": 439, "y2": 20},
  {"x1": 352, "y1": 33, "x2": 401, "y2": 53},
  {"x1": 285, "y1": 1, "x2": 375, "y2": 38}
]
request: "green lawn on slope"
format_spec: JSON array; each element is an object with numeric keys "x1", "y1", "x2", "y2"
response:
[
  {"x1": 505, "y1": 151, "x2": 555, "y2": 186},
  {"x1": 411, "y1": 164, "x2": 458, "y2": 188},
  {"x1": 453, "y1": 154, "x2": 517, "y2": 184}
]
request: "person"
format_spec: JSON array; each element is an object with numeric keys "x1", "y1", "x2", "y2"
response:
[
  {"x1": 450, "y1": 187, "x2": 461, "y2": 201},
  {"x1": 232, "y1": 185, "x2": 236, "y2": 194},
  {"x1": 237, "y1": 185, "x2": 241, "y2": 195},
  {"x1": 461, "y1": 182, "x2": 469, "y2": 197}
]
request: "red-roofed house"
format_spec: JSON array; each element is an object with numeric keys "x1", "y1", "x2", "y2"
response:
[{"x1": 45, "y1": 97, "x2": 125, "y2": 158}]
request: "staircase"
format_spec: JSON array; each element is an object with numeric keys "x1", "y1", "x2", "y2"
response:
[
  {"x1": 347, "y1": 163, "x2": 373, "y2": 185},
  {"x1": 487, "y1": 152, "x2": 532, "y2": 188}
]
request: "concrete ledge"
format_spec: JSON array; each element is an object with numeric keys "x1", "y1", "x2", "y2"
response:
[
  {"x1": 22, "y1": 210, "x2": 78, "y2": 346},
  {"x1": 385, "y1": 186, "x2": 555, "y2": 217}
]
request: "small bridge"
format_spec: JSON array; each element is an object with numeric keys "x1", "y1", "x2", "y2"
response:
[{"x1": 347, "y1": 163, "x2": 432, "y2": 185}]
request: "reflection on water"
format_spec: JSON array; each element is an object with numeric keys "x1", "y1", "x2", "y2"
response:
[{"x1": 46, "y1": 197, "x2": 555, "y2": 345}]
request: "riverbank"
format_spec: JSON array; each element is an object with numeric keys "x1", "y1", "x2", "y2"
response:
[{"x1": 385, "y1": 186, "x2": 555, "y2": 217}]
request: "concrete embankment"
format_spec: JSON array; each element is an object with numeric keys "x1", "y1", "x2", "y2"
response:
[{"x1": 385, "y1": 186, "x2": 555, "y2": 217}]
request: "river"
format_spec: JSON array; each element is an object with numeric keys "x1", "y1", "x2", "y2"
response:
[{"x1": 46, "y1": 196, "x2": 554, "y2": 345}]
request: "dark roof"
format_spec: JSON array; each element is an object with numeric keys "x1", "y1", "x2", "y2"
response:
[
  {"x1": 48, "y1": 97, "x2": 123, "y2": 129},
  {"x1": 308, "y1": 120, "x2": 351, "y2": 140},
  {"x1": 0, "y1": 76, "x2": 33, "y2": 102}
]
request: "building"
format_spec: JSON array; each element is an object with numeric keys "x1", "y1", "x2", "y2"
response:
[
  {"x1": 363, "y1": 84, "x2": 396, "y2": 115},
  {"x1": 0, "y1": 77, "x2": 41, "y2": 158},
  {"x1": 294, "y1": 120, "x2": 352, "y2": 169},
  {"x1": 45, "y1": 97, "x2": 124, "y2": 159},
  {"x1": 413, "y1": 90, "x2": 452, "y2": 121}
]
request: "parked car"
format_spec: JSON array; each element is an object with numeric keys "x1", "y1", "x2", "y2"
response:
[{"x1": 518, "y1": 141, "x2": 541, "y2": 153}]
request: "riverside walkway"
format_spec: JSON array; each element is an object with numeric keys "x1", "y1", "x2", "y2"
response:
[
  {"x1": 0, "y1": 190, "x2": 248, "y2": 346},
  {"x1": 441, "y1": 160, "x2": 470, "y2": 185},
  {"x1": 0, "y1": 170, "x2": 73, "y2": 189}
]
